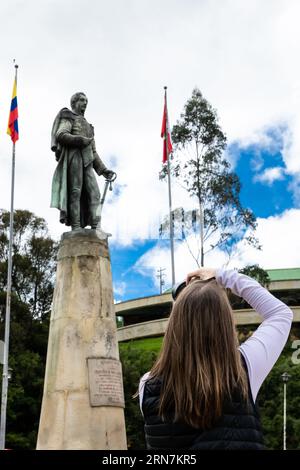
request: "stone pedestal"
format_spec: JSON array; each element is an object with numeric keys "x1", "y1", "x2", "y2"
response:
[{"x1": 36, "y1": 230, "x2": 127, "y2": 450}]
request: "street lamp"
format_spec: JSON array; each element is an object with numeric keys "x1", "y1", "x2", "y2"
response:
[
  {"x1": 7, "y1": 368, "x2": 12, "y2": 381},
  {"x1": 281, "y1": 372, "x2": 290, "y2": 450}
]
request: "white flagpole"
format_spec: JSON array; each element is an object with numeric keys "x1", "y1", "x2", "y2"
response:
[
  {"x1": 164, "y1": 86, "x2": 175, "y2": 287},
  {"x1": 0, "y1": 62, "x2": 18, "y2": 450}
]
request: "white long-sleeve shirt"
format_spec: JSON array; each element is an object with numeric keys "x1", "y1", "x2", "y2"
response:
[
  {"x1": 139, "y1": 269, "x2": 293, "y2": 409},
  {"x1": 217, "y1": 269, "x2": 293, "y2": 401}
]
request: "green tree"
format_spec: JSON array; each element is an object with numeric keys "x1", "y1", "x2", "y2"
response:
[
  {"x1": 120, "y1": 344, "x2": 158, "y2": 449},
  {"x1": 0, "y1": 210, "x2": 57, "y2": 319},
  {"x1": 239, "y1": 264, "x2": 270, "y2": 287},
  {"x1": 160, "y1": 88, "x2": 260, "y2": 266},
  {"x1": 257, "y1": 331, "x2": 300, "y2": 449},
  {"x1": 0, "y1": 210, "x2": 57, "y2": 448}
]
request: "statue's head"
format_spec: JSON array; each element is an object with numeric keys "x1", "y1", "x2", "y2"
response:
[{"x1": 70, "y1": 92, "x2": 88, "y2": 115}]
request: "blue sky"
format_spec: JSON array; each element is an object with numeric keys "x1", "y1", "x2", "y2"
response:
[
  {"x1": 110, "y1": 241, "x2": 159, "y2": 301},
  {"x1": 111, "y1": 125, "x2": 299, "y2": 302},
  {"x1": 231, "y1": 129, "x2": 295, "y2": 218}
]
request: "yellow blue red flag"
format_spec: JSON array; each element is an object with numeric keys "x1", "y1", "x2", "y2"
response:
[{"x1": 7, "y1": 79, "x2": 19, "y2": 143}]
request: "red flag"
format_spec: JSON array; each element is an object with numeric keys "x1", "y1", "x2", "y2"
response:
[{"x1": 161, "y1": 93, "x2": 172, "y2": 163}]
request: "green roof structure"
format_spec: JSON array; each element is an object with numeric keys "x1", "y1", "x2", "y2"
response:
[
  {"x1": 267, "y1": 268, "x2": 300, "y2": 281},
  {"x1": 162, "y1": 268, "x2": 300, "y2": 293}
]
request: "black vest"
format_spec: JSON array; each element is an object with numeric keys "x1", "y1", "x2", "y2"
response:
[{"x1": 142, "y1": 362, "x2": 265, "y2": 450}]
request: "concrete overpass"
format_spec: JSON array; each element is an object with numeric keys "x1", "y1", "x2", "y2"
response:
[
  {"x1": 116, "y1": 306, "x2": 300, "y2": 342},
  {"x1": 115, "y1": 268, "x2": 300, "y2": 342}
]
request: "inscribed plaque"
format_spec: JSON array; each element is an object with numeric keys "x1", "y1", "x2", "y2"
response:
[{"x1": 87, "y1": 357, "x2": 125, "y2": 408}]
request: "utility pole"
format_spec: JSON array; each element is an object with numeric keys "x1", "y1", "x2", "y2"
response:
[
  {"x1": 157, "y1": 268, "x2": 166, "y2": 295},
  {"x1": 281, "y1": 372, "x2": 290, "y2": 451}
]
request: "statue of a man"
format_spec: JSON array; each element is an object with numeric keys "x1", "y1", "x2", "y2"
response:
[{"x1": 50, "y1": 92, "x2": 114, "y2": 230}]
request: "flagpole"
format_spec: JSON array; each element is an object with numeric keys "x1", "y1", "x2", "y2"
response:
[
  {"x1": 0, "y1": 62, "x2": 18, "y2": 451},
  {"x1": 164, "y1": 86, "x2": 175, "y2": 287}
]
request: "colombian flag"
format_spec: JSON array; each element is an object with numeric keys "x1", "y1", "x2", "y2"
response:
[{"x1": 7, "y1": 79, "x2": 19, "y2": 143}]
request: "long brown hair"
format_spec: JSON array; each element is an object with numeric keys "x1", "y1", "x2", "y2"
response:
[{"x1": 149, "y1": 279, "x2": 248, "y2": 429}]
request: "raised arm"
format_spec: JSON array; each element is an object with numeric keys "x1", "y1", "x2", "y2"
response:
[{"x1": 216, "y1": 269, "x2": 293, "y2": 401}]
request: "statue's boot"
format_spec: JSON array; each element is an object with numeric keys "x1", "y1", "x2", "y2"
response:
[
  {"x1": 90, "y1": 202, "x2": 100, "y2": 229},
  {"x1": 69, "y1": 192, "x2": 81, "y2": 230}
]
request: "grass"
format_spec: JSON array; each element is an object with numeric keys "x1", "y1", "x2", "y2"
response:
[{"x1": 119, "y1": 336, "x2": 163, "y2": 353}]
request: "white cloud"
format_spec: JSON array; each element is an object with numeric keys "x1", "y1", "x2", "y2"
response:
[
  {"x1": 250, "y1": 153, "x2": 264, "y2": 173},
  {"x1": 136, "y1": 209, "x2": 300, "y2": 287},
  {"x1": 233, "y1": 209, "x2": 300, "y2": 269},
  {"x1": 281, "y1": 117, "x2": 300, "y2": 174},
  {"x1": 253, "y1": 167, "x2": 285, "y2": 185},
  {"x1": 135, "y1": 236, "x2": 230, "y2": 289},
  {"x1": 287, "y1": 176, "x2": 300, "y2": 205},
  {"x1": 113, "y1": 281, "x2": 127, "y2": 297}
]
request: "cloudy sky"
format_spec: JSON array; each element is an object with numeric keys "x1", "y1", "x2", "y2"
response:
[{"x1": 1, "y1": 0, "x2": 300, "y2": 301}]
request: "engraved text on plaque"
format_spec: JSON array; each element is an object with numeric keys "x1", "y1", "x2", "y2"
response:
[{"x1": 87, "y1": 358, "x2": 125, "y2": 408}]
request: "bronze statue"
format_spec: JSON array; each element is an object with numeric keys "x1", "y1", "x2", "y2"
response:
[{"x1": 50, "y1": 92, "x2": 115, "y2": 230}]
